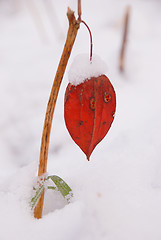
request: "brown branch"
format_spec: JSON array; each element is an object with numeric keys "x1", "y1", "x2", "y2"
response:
[
  {"x1": 34, "y1": 7, "x2": 80, "y2": 219},
  {"x1": 119, "y1": 6, "x2": 130, "y2": 72},
  {"x1": 78, "y1": 0, "x2": 82, "y2": 21}
]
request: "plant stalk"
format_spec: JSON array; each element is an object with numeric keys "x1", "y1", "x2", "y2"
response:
[
  {"x1": 81, "y1": 20, "x2": 93, "y2": 62},
  {"x1": 119, "y1": 6, "x2": 130, "y2": 72},
  {"x1": 34, "y1": 7, "x2": 80, "y2": 219}
]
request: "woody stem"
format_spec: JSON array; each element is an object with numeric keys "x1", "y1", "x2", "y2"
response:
[{"x1": 34, "y1": 8, "x2": 80, "y2": 219}]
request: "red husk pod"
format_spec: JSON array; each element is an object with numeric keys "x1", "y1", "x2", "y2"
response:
[{"x1": 64, "y1": 74, "x2": 116, "y2": 160}]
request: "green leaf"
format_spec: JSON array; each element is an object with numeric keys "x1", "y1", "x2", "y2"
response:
[
  {"x1": 48, "y1": 175, "x2": 73, "y2": 202},
  {"x1": 47, "y1": 186, "x2": 56, "y2": 190},
  {"x1": 31, "y1": 184, "x2": 45, "y2": 210}
]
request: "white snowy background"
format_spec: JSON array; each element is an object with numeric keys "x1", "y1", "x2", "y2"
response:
[{"x1": 0, "y1": 0, "x2": 161, "y2": 239}]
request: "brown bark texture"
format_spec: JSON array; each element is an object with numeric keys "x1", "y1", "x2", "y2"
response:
[{"x1": 34, "y1": 8, "x2": 80, "y2": 219}]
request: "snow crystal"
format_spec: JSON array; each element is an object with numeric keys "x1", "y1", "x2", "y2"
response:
[{"x1": 68, "y1": 54, "x2": 107, "y2": 85}]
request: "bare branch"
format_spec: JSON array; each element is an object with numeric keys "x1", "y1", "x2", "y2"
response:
[
  {"x1": 119, "y1": 6, "x2": 130, "y2": 72},
  {"x1": 34, "y1": 7, "x2": 80, "y2": 219},
  {"x1": 78, "y1": 0, "x2": 82, "y2": 21}
]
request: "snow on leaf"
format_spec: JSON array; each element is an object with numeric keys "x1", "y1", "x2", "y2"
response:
[
  {"x1": 48, "y1": 175, "x2": 73, "y2": 203},
  {"x1": 31, "y1": 184, "x2": 45, "y2": 210},
  {"x1": 64, "y1": 75, "x2": 116, "y2": 160}
]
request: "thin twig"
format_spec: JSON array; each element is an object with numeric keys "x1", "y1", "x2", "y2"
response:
[
  {"x1": 34, "y1": 7, "x2": 80, "y2": 219},
  {"x1": 77, "y1": 0, "x2": 93, "y2": 61},
  {"x1": 78, "y1": 0, "x2": 82, "y2": 21},
  {"x1": 119, "y1": 6, "x2": 130, "y2": 72},
  {"x1": 25, "y1": 0, "x2": 49, "y2": 43},
  {"x1": 81, "y1": 20, "x2": 93, "y2": 62},
  {"x1": 43, "y1": 0, "x2": 64, "y2": 39}
]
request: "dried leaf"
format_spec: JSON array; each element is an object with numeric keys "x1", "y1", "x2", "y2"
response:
[{"x1": 64, "y1": 75, "x2": 116, "y2": 160}]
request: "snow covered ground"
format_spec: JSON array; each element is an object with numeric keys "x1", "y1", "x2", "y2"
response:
[{"x1": 0, "y1": 0, "x2": 161, "y2": 239}]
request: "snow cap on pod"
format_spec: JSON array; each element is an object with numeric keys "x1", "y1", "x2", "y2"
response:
[{"x1": 68, "y1": 54, "x2": 107, "y2": 86}]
